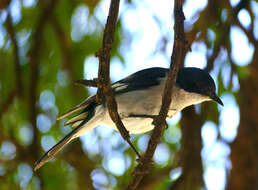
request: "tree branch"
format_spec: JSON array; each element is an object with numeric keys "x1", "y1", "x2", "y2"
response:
[
  {"x1": 74, "y1": 79, "x2": 98, "y2": 87},
  {"x1": 126, "y1": 0, "x2": 187, "y2": 189},
  {"x1": 94, "y1": 0, "x2": 141, "y2": 158}
]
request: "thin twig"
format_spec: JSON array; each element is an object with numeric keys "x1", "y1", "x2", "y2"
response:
[
  {"x1": 126, "y1": 0, "x2": 187, "y2": 189},
  {"x1": 74, "y1": 79, "x2": 98, "y2": 87},
  {"x1": 95, "y1": 0, "x2": 141, "y2": 158}
]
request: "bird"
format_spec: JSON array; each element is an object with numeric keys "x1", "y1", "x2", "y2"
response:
[{"x1": 34, "y1": 67, "x2": 223, "y2": 170}]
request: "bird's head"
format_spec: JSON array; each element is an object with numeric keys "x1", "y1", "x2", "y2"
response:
[{"x1": 176, "y1": 67, "x2": 223, "y2": 106}]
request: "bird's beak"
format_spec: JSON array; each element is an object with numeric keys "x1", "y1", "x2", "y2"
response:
[{"x1": 210, "y1": 93, "x2": 224, "y2": 106}]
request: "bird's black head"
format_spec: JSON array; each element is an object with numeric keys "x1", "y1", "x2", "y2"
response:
[{"x1": 176, "y1": 67, "x2": 223, "y2": 106}]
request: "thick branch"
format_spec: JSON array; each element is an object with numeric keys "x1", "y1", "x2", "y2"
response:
[
  {"x1": 95, "y1": 0, "x2": 120, "y2": 102},
  {"x1": 126, "y1": 0, "x2": 187, "y2": 189},
  {"x1": 95, "y1": 0, "x2": 141, "y2": 157}
]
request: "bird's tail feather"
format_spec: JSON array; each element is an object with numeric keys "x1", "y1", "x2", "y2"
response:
[
  {"x1": 34, "y1": 129, "x2": 75, "y2": 171},
  {"x1": 57, "y1": 95, "x2": 96, "y2": 120},
  {"x1": 34, "y1": 103, "x2": 98, "y2": 171},
  {"x1": 64, "y1": 112, "x2": 88, "y2": 127},
  {"x1": 34, "y1": 117, "x2": 91, "y2": 171}
]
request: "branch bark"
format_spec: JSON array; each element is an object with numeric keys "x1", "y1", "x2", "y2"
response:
[
  {"x1": 95, "y1": 0, "x2": 141, "y2": 158},
  {"x1": 126, "y1": 0, "x2": 187, "y2": 189},
  {"x1": 74, "y1": 79, "x2": 98, "y2": 87}
]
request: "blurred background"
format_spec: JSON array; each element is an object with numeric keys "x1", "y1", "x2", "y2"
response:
[{"x1": 0, "y1": 0, "x2": 257, "y2": 189}]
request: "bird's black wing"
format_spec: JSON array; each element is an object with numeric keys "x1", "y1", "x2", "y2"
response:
[{"x1": 112, "y1": 67, "x2": 169, "y2": 95}]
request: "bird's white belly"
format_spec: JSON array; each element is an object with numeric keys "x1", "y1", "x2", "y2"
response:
[
  {"x1": 120, "y1": 117, "x2": 154, "y2": 134},
  {"x1": 99, "y1": 107, "x2": 177, "y2": 134},
  {"x1": 101, "y1": 110, "x2": 177, "y2": 134},
  {"x1": 101, "y1": 115, "x2": 154, "y2": 134}
]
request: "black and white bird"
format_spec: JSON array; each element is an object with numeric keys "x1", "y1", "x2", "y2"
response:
[{"x1": 34, "y1": 67, "x2": 223, "y2": 170}]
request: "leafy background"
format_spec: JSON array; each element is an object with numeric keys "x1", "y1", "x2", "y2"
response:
[{"x1": 0, "y1": 0, "x2": 257, "y2": 189}]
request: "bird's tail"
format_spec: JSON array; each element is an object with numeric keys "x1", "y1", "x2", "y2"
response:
[
  {"x1": 34, "y1": 127, "x2": 76, "y2": 171},
  {"x1": 34, "y1": 97, "x2": 98, "y2": 171}
]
